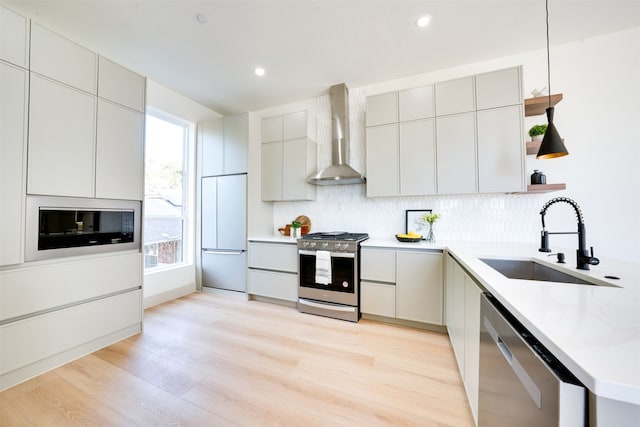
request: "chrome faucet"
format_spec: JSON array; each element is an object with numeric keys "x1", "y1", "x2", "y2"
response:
[{"x1": 539, "y1": 197, "x2": 600, "y2": 270}]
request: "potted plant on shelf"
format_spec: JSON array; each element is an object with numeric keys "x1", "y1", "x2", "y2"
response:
[{"x1": 528, "y1": 124, "x2": 548, "y2": 142}]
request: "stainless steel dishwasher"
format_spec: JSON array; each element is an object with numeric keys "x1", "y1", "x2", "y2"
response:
[{"x1": 478, "y1": 294, "x2": 587, "y2": 427}]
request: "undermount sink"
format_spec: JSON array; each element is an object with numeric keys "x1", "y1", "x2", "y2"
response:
[{"x1": 479, "y1": 258, "x2": 619, "y2": 287}]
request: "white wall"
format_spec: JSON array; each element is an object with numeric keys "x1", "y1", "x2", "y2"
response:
[
  {"x1": 265, "y1": 26, "x2": 640, "y2": 263},
  {"x1": 144, "y1": 79, "x2": 220, "y2": 307}
]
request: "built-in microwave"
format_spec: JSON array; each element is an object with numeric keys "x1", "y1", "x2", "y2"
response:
[{"x1": 25, "y1": 196, "x2": 141, "y2": 261}]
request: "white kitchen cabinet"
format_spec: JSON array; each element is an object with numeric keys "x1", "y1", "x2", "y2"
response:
[
  {"x1": 248, "y1": 241, "x2": 298, "y2": 302},
  {"x1": 200, "y1": 113, "x2": 248, "y2": 177},
  {"x1": 399, "y1": 119, "x2": 436, "y2": 195},
  {"x1": 98, "y1": 56, "x2": 146, "y2": 112},
  {"x1": 361, "y1": 247, "x2": 443, "y2": 325},
  {"x1": 365, "y1": 124, "x2": 399, "y2": 197},
  {"x1": 399, "y1": 85, "x2": 434, "y2": 122},
  {"x1": 435, "y1": 76, "x2": 475, "y2": 116},
  {"x1": 436, "y1": 112, "x2": 477, "y2": 194},
  {"x1": 30, "y1": 23, "x2": 97, "y2": 94},
  {"x1": 366, "y1": 91, "x2": 398, "y2": 126},
  {"x1": 27, "y1": 73, "x2": 96, "y2": 198},
  {"x1": 396, "y1": 250, "x2": 443, "y2": 324},
  {"x1": 0, "y1": 61, "x2": 28, "y2": 266},
  {"x1": 261, "y1": 111, "x2": 316, "y2": 201},
  {"x1": 475, "y1": 66, "x2": 522, "y2": 110},
  {"x1": 445, "y1": 253, "x2": 482, "y2": 424},
  {"x1": 95, "y1": 99, "x2": 145, "y2": 200},
  {"x1": 477, "y1": 105, "x2": 524, "y2": 193},
  {"x1": 0, "y1": 5, "x2": 29, "y2": 68}
]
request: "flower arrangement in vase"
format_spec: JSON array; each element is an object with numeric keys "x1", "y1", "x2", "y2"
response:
[{"x1": 422, "y1": 213, "x2": 441, "y2": 243}]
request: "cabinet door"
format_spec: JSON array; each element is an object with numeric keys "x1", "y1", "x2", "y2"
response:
[
  {"x1": 366, "y1": 92, "x2": 398, "y2": 126},
  {"x1": 399, "y1": 119, "x2": 436, "y2": 195},
  {"x1": 27, "y1": 74, "x2": 96, "y2": 198},
  {"x1": 0, "y1": 62, "x2": 27, "y2": 266},
  {"x1": 396, "y1": 251, "x2": 443, "y2": 324},
  {"x1": 200, "y1": 118, "x2": 224, "y2": 177},
  {"x1": 361, "y1": 248, "x2": 396, "y2": 283},
  {"x1": 95, "y1": 100, "x2": 144, "y2": 200},
  {"x1": 248, "y1": 269, "x2": 297, "y2": 302},
  {"x1": 464, "y1": 275, "x2": 482, "y2": 422},
  {"x1": 201, "y1": 177, "x2": 218, "y2": 250},
  {"x1": 435, "y1": 76, "x2": 475, "y2": 116},
  {"x1": 449, "y1": 261, "x2": 467, "y2": 373},
  {"x1": 261, "y1": 141, "x2": 283, "y2": 201},
  {"x1": 477, "y1": 105, "x2": 524, "y2": 193},
  {"x1": 365, "y1": 124, "x2": 399, "y2": 197},
  {"x1": 1, "y1": 5, "x2": 29, "y2": 68},
  {"x1": 30, "y1": 23, "x2": 97, "y2": 94},
  {"x1": 283, "y1": 111, "x2": 307, "y2": 140},
  {"x1": 216, "y1": 174, "x2": 246, "y2": 250},
  {"x1": 283, "y1": 138, "x2": 310, "y2": 200},
  {"x1": 399, "y1": 85, "x2": 434, "y2": 121},
  {"x1": 248, "y1": 242, "x2": 297, "y2": 272},
  {"x1": 223, "y1": 113, "x2": 248, "y2": 174},
  {"x1": 98, "y1": 56, "x2": 146, "y2": 112},
  {"x1": 436, "y1": 112, "x2": 477, "y2": 194},
  {"x1": 475, "y1": 66, "x2": 522, "y2": 110},
  {"x1": 261, "y1": 115, "x2": 283, "y2": 143},
  {"x1": 361, "y1": 282, "x2": 396, "y2": 317}
]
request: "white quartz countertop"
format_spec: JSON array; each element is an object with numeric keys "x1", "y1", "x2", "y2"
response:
[
  {"x1": 248, "y1": 235, "x2": 299, "y2": 244},
  {"x1": 249, "y1": 235, "x2": 640, "y2": 404}
]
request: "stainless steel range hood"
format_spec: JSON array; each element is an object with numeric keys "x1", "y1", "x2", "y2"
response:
[{"x1": 307, "y1": 83, "x2": 365, "y2": 185}]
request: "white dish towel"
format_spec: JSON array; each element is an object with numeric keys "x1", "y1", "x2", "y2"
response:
[{"x1": 315, "y1": 250, "x2": 332, "y2": 285}]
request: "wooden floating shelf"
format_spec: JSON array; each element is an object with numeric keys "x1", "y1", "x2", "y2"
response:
[
  {"x1": 526, "y1": 183, "x2": 566, "y2": 193},
  {"x1": 526, "y1": 141, "x2": 541, "y2": 155},
  {"x1": 525, "y1": 93, "x2": 563, "y2": 117}
]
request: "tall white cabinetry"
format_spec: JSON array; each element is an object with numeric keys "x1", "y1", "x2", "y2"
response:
[
  {"x1": 365, "y1": 66, "x2": 524, "y2": 196},
  {"x1": 261, "y1": 111, "x2": 317, "y2": 201},
  {"x1": 365, "y1": 87, "x2": 436, "y2": 197},
  {"x1": 361, "y1": 247, "x2": 443, "y2": 325},
  {"x1": 0, "y1": 5, "x2": 29, "y2": 266},
  {"x1": 27, "y1": 23, "x2": 145, "y2": 200},
  {"x1": 445, "y1": 253, "x2": 482, "y2": 424},
  {"x1": 199, "y1": 113, "x2": 248, "y2": 177}
]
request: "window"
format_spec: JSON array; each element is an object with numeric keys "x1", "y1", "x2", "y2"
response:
[{"x1": 144, "y1": 114, "x2": 189, "y2": 269}]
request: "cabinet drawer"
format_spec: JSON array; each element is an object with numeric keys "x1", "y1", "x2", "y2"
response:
[
  {"x1": 248, "y1": 269, "x2": 297, "y2": 302},
  {"x1": 361, "y1": 248, "x2": 396, "y2": 282},
  {"x1": 248, "y1": 242, "x2": 298, "y2": 272},
  {"x1": 0, "y1": 289, "x2": 141, "y2": 375},
  {"x1": 361, "y1": 281, "x2": 396, "y2": 317}
]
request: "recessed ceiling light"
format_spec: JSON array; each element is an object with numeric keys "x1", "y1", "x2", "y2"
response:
[
  {"x1": 416, "y1": 15, "x2": 431, "y2": 28},
  {"x1": 196, "y1": 13, "x2": 208, "y2": 24},
  {"x1": 254, "y1": 67, "x2": 265, "y2": 77}
]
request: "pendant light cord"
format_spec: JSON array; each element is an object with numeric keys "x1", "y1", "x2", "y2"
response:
[{"x1": 546, "y1": 0, "x2": 551, "y2": 108}]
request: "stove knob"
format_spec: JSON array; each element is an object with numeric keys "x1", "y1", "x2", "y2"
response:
[
  {"x1": 321, "y1": 242, "x2": 329, "y2": 249},
  {"x1": 302, "y1": 241, "x2": 309, "y2": 248},
  {"x1": 340, "y1": 243, "x2": 349, "y2": 250},
  {"x1": 334, "y1": 242, "x2": 341, "y2": 250},
  {"x1": 310, "y1": 242, "x2": 316, "y2": 248}
]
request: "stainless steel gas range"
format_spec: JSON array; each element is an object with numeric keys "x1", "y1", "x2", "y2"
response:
[{"x1": 297, "y1": 232, "x2": 369, "y2": 322}]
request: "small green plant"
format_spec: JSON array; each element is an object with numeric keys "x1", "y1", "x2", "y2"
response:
[
  {"x1": 423, "y1": 213, "x2": 441, "y2": 225},
  {"x1": 291, "y1": 220, "x2": 301, "y2": 229},
  {"x1": 528, "y1": 124, "x2": 548, "y2": 138}
]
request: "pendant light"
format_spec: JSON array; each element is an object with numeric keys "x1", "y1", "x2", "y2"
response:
[{"x1": 536, "y1": 0, "x2": 569, "y2": 159}]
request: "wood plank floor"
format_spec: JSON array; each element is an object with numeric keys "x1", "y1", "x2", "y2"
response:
[{"x1": 0, "y1": 292, "x2": 475, "y2": 426}]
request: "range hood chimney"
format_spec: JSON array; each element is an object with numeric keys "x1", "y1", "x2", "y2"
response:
[{"x1": 307, "y1": 83, "x2": 366, "y2": 185}]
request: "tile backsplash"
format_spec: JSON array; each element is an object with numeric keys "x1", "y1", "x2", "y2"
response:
[{"x1": 273, "y1": 86, "x2": 548, "y2": 242}]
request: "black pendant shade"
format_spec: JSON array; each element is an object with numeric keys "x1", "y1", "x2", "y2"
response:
[{"x1": 536, "y1": 107, "x2": 568, "y2": 159}]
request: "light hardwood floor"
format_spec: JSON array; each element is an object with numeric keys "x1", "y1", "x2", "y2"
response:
[{"x1": 0, "y1": 292, "x2": 475, "y2": 426}]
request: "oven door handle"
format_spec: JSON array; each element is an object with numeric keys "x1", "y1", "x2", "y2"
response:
[
  {"x1": 298, "y1": 250, "x2": 355, "y2": 258},
  {"x1": 298, "y1": 298, "x2": 357, "y2": 313}
]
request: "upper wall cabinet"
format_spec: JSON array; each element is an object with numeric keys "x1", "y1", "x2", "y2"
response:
[
  {"x1": 366, "y1": 92, "x2": 398, "y2": 126},
  {"x1": 0, "y1": 5, "x2": 29, "y2": 68},
  {"x1": 399, "y1": 85, "x2": 435, "y2": 122},
  {"x1": 0, "y1": 61, "x2": 29, "y2": 266},
  {"x1": 200, "y1": 113, "x2": 249, "y2": 177},
  {"x1": 98, "y1": 56, "x2": 146, "y2": 112},
  {"x1": 261, "y1": 110, "x2": 317, "y2": 201},
  {"x1": 475, "y1": 66, "x2": 522, "y2": 110},
  {"x1": 435, "y1": 76, "x2": 475, "y2": 116},
  {"x1": 30, "y1": 23, "x2": 97, "y2": 94}
]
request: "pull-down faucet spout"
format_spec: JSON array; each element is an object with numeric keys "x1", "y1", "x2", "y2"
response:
[{"x1": 539, "y1": 197, "x2": 600, "y2": 270}]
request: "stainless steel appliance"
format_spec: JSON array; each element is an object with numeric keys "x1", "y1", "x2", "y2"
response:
[
  {"x1": 25, "y1": 196, "x2": 141, "y2": 261},
  {"x1": 478, "y1": 293, "x2": 587, "y2": 426},
  {"x1": 297, "y1": 232, "x2": 369, "y2": 322},
  {"x1": 201, "y1": 173, "x2": 247, "y2": 292}
]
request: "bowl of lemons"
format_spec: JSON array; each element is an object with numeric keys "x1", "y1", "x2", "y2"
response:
[{"x1": 396, "y1": 231, "x2": 422, "y2": 242}]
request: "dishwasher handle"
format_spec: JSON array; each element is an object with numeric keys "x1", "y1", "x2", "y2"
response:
[{"x1": 484, "y1": 315, "x2": 542, "y2": 409}]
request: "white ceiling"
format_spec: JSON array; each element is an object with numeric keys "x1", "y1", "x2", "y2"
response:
[{"x1": 5, "y1": 0, "x2": 640, "y2": 115}]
